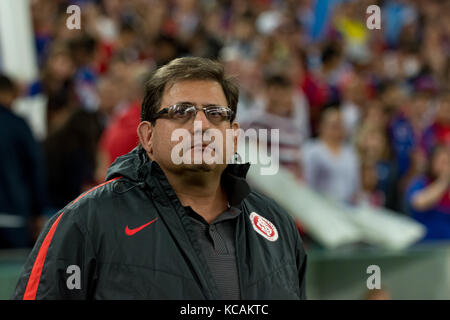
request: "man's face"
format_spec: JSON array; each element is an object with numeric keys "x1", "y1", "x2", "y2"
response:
[{"x1": 148, "y1": 79, "x2": 239, "y2": 175}]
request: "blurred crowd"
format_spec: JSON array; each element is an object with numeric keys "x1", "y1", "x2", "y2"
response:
[{"x1": 0, "y1": 0, "x2": 449, "y2": 248}]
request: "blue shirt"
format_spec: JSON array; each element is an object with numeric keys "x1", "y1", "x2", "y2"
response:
[
  {"x1": 406, "y1": 177, "x2": 450, "y2": 241},
  {"x1": 389, "y1": 114, "x2": 417, "y2": 178}
]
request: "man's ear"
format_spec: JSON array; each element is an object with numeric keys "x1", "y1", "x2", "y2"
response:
[{"x1": 137, "y1": 121, "x2": 154, "y2": 156}]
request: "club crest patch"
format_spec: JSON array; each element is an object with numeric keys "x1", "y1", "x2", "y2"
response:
[{"x1": 249, "y1": 212, "x2": 278, "y2": 242}]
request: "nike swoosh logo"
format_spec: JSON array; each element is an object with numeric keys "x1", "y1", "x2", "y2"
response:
[{"x1": 125, "y1": 218, "x2": 158, "y2": 236}]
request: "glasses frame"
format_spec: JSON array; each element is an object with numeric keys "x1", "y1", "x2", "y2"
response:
[{"x1": 150, "y1": 103, "x2": 234, "y2": 124}]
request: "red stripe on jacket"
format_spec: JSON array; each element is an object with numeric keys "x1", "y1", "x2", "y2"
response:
[{"x1": 23, "y1": 177, "x2": 121, "y2": 300}]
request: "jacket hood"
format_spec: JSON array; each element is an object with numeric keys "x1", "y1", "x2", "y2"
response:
[{"x1": 105, "y1": 145, "x2": 149, "y2": 182}]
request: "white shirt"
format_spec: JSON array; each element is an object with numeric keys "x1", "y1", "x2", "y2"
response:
[{"x1": 302, "y1": 140, "x2": 361, "y2": 204}]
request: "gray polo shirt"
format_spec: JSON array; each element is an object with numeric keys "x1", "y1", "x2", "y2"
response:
[{"x1": 184, "y1": 205, "x2": 241, "y2": 300}]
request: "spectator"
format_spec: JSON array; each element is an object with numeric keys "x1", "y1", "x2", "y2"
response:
[
  {"x1": 302, "y1": 107, "x2": 361, "y2": 205},
  {"x1": 360, "y1": 99, "x2": 391, "y2": 133},
  {"x1": 0, "y1": 75, "x2": 47, "y2": 248},
  {"x1": 43, "y1": 81, "x2": 103, "y2": 214},
  {"x1": 340, "y1": 74, "x2": 367, "y2": 141},
  {"x1": 360, "y1": 160, "x2": 385, "y2": 207},
  {"x1": 295, "y1": 50, "x2": 329, "y2": 137},
  {"x1": 68, "y1": 33, "x2": 99, "y2": 110},
  {"x1": 226, "y1": 12, "x2": 259, "y2": 61},
  {"x1": 389, "y1": 91, "x2": 431, "y2": 179},
  {"x1": 356, "y1": 125, "x2": 397, "y2": 209},
  {"x1": 317, "y1": 41, "x2": 350, "y2": 106},
  {"x1": 405, "y1": 144, "x2": 450, "y2": 241},
  {"x1": 95, "y1": 75, "x2": 123, "y2": 125},
  {"x1": 242, "y1": 74, "x2": 307, "y2": 180},
  {"x1": 422, "y1": 92, "x2": 450, "y2": 155},
  {"x1": 27, "y1": 44, "x2": 75, "y2": 99},
  {"x1": 96, "y1": 63, "x2": 148, "y2": 181},
  {"x1": 45, "y1": 78, "x2": 79, "y2": 135}
]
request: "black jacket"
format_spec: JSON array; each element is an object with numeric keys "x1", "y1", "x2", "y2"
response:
[{"x1": 12, "y1": 146, "x2": 307, "y2": 299}]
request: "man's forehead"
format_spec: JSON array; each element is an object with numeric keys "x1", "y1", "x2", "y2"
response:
[{"x1": 161, "y1": 79, "x2": 227, "y2": 106}]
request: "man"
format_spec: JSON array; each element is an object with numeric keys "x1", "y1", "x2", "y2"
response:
[
  {"x1": 0, "y1": 75, "x2": 47, "y2": 248},
  {"x1": 242, "y1": 74, "x2": 309, "y2": 180},
  {"x1": 302, "y1": 107, "x2": 361, "y2": 205},
  {"x1": 12, "y1": 57, "x2": 307, "y2": 300}
]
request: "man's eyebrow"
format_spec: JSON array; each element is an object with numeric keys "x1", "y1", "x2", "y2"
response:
[
  {"x1": 202, "y1": 103, "x2": 223, "y2": 107},
  {"x1": 175, "y1": 101, "x2": 195, "y2": 105}
]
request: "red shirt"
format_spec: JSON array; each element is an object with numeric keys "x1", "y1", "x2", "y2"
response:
[
  {"x1": 100, "y1": 101, "x2": 141, "y2": 165},
  {"x1": 434, "y1": 123, "x2": 450, "y2": 146}
]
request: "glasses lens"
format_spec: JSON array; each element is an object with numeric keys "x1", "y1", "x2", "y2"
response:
[
  {"x1": 205, "y1": 106, "x2": 232, "y2": 123},
  {"x1": 169, "y1": 104, "x2": 196, "y2": 120},
  {"x1": 166, "y1": 104, "x2": 232, "y2": 123}
]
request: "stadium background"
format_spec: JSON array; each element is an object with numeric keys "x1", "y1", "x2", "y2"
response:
[{"x1": 0, "y1": 0, "x2": 449, "y2": 299}]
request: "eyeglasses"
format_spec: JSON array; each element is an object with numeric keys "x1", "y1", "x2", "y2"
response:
[{"x1": 150, "y1": 103, "x2": 234, "y2": 125}]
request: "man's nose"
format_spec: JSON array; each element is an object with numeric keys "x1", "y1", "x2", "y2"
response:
[{"x1": 190, "y1": 109, "x2": 211, "y2": 133}]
